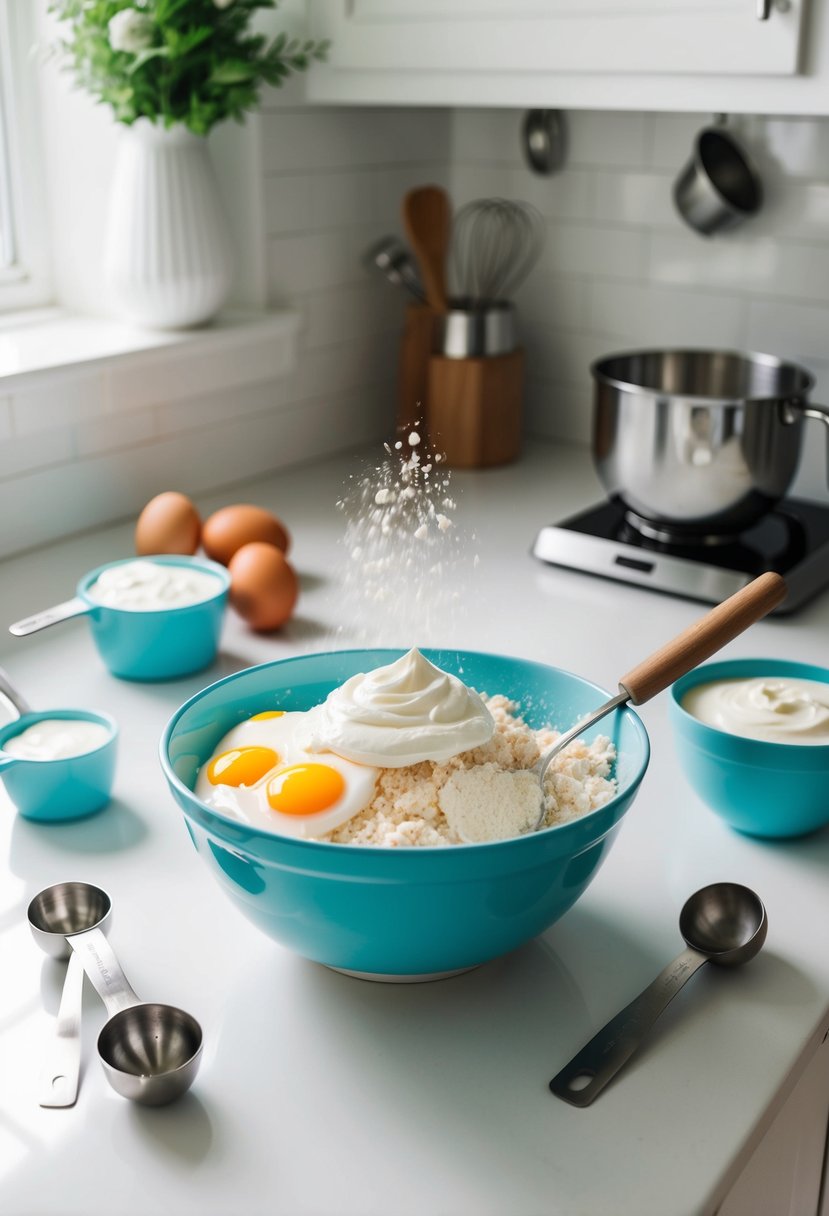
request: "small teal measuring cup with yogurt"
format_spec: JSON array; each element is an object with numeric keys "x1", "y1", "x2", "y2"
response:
[
  {"x1": 8, "y1": 555, "x2": 230, "y2": 682},
  {"x1": 0, "y1": 671, "x2": 118, "y2": 822}
]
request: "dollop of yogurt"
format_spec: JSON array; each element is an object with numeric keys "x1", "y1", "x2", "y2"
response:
[
  {"x1": 307, "y1": 648, "x2": 494, "y2": 766},
  {"x1": 4, "y1": 718, "x2": 110, "y2": 760},
  {"x1": 88, "y1": 560, "x2": 221, "y2": 611},
  {"x1": 682, "y1": 676, "x2": 829, "y2": 745}
]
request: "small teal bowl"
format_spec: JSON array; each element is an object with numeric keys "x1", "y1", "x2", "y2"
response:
[
  {"x1": 160, "y1": 649, "x2": 650, "y2": 980},
  {"x1": 0, "y1": 708, "x2": 118, "y2": 822},
  {"x1": 670, "y1": 658, "x2": 829, "y2": 840},
  {"x1": 11, "y1": 555, "x2": 230, "y2": 681}
]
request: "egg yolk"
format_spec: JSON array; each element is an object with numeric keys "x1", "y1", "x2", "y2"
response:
[
  {"x1": 266, "y1": 764, "x2": 345, "y2": 816},
  {"x1": 250, "y1": 711, "x2": 284, "y2": 721},
  {"x1": 207, "y1": 747, "x2": 279, "y2": 787}
]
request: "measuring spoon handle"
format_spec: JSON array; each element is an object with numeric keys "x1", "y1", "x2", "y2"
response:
[
  {"x1": 550, "y1": 946, "x2": 708, "y2": 1107},
  {"x1": 38, "y1": 951, "x2": 84, "y2": 1108},
  {"x1": 67, "y1": 926, "x2": 141, "y2": 1017}
]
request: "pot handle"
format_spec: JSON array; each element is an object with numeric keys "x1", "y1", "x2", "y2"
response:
[{"x1": 783, "y1": 399, "x2": 829, "y2": 487}]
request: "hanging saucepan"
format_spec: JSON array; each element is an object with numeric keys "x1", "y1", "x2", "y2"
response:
[
  {"x1": 591, "y1": 349, "x2": 829, "y2": 542},
  {"x1": 673, "y1": 120, "x2": 762, "y2": 236}
]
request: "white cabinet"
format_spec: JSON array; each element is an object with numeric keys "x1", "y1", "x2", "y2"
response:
[
  {"x1": 305, "y1": 0, "x2": 829, "y2": 115},
  {"x1": 312, "y1": 1, "x2": 803, "y2": 78}
]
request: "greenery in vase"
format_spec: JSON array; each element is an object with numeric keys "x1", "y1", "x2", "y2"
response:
[{"x1": 50, "y1": 0, "x2": 330, "y2": 136}]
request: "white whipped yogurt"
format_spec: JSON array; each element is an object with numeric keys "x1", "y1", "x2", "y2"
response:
[
  {"x1": 682, "y1": 675, "x2": 829, "y2": 745},
  {"x1": 88, "y1": 560, "x2": 221, "y2": 611},
  {"x1": 4, "y1": 718, "x2": 110, "y2": 761},
  {"x1": 307, "y1": 648, "x2": 494, "y2": 766}
]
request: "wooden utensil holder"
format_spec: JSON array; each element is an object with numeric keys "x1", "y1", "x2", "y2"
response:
[
  {"x1": 426, "y1": 347, "x2": 524, "y2": 469},
  {"x1": 397, "y1": 302, "x2": 435, "y2": 432}
]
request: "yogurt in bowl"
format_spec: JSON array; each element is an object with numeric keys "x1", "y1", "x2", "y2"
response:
[
  {"x1": 0, "y1": 708, "x2": 118, "y2": 822},
  {"x1": 671, "y1": 658, "x2": 829, "y2": 839}
]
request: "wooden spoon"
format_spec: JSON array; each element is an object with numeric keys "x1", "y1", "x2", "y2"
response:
[
  {"x1": 532, "y1": 570, "x2": 788, "y2": 829},
  {"x1": 402, "y1": 186, "x2": 451, "y2": 313}
]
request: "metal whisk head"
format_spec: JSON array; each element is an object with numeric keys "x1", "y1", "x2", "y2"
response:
[{"x1": 450, "y1": 198, "x2": 544, "y2": 306}]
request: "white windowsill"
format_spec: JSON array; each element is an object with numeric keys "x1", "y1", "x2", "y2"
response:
[{"x1": 0, "y1": 306, "x2": 302, "y2": 388}]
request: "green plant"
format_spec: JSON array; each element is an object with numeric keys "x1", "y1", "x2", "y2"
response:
[{"x1": 50, "y1": 0, "x2": 329, "y2": 136}]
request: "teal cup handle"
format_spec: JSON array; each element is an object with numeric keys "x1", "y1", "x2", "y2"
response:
[
  {"x1": 9, "y1": 598, "x2": 91, "y2": 637},
  {"x1": 0, "y1": 709, "x2": 118, "y2": 823}
]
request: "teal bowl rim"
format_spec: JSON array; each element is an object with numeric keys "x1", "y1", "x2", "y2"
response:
[
  {"x1": 0, "y1": 707, "x2": 119, "y2": 759},
  {"x1": 159, "y1": 647, "x2": 651, "y2": 856},
  {"x1": 670, "y1": 656, "x2": 829, "y2": 759},
  {"x1": 78, "y1": 554, "x2": 230, "y2": 616}
]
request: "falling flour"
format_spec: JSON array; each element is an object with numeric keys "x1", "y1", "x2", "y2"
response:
[{"x1": 330, "y1": 430, "x2": 479, "y2": 647}]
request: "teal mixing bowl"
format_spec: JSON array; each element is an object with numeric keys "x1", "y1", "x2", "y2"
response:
[
  {"x1": 160, "y1": 649, "x2": 650, "y2": 980},
  {"x1": 670, "y1": 658, "x2": 829, "y2": 839}
]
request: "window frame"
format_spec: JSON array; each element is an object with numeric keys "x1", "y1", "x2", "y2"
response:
[{"x1": 0, "y1": 0, "x2": 53, "y2": 313}]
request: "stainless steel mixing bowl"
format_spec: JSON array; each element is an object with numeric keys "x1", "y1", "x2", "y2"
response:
[{"x1": 591, "y1": 349, "x2": 829, "y2": 541}]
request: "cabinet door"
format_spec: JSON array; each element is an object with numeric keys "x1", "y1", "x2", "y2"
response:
[{"x1": 310, "y1": 0, "x2": 805, "y2": 78}]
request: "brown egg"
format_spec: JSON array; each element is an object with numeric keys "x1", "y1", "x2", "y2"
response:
[
  {"x1": 135, "y1": 491, "x2": 201, "y2": 556},
  {"x1": 202, "y1": 504, "x2": 290, "y2": 566},
  {"x1": 229, "y1": 543, "x2": 298, "y2": 632}
]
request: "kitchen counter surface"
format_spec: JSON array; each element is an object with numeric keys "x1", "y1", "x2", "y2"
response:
[{"x1": 1, "y1": 440, "x2": 828, "y2": 1216}]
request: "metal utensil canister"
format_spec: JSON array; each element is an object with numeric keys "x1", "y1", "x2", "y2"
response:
[
  {"x1": 437, "y1": 300, "x2": 516, "y2": 359},
  {"x1": 591, "y1": 348, "x2": 829, "y2": 542}
]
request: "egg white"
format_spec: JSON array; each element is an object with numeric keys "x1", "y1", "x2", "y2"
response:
[{"x1": 195, "y1": 711, "x2": 378, "y2": 838}]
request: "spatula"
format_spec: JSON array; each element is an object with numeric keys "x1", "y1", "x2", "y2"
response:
[{"x1": 402, "y1": 186, "x2": 451, "y2": 313}]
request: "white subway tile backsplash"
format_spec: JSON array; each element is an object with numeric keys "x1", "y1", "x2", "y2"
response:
[
  {"x1": 568, "y1": 111, "x2": 650, "y2": 170},
  {"x1": 592, "y1": 171, "x2": 677, "y2": 228},
  {"x1": 12, "y1": 371, "x2": 105, "y2": 435},
  {"x1": 261, "y1": 108, "x2": 449, "y2": 175},
  {"x1": 267, "y1": 225, "x2": 381, "y2": 299},
  {"x1": 749, "y1": 116, "x2": 829, "y2": 179},
  {"x1": 108, "y1": 327, "x2": 297, "y2": 412},
  {"x1": 303, "y1": 282, "x2": 404, "y2": 348},
  {"x1": 588, "y1": 280, "x2": 747, "y2": 347},
  {"x1": 451, "y1": 109, "x2": 524, "y2": 166},
  {"x1": 73, "y1": 410, "x2": 157, "y2": 458},
  {"x1": 648, "y1": 112, "x2": 706, "y2": 172},
  {"x1": 541, "y1": 224, "x2": 648, "y2": 281},
  {"x1": 156, "y1": 379, "x2": 292, "y2": 437},
  {"x1": 746, "y1": 300, "x2": 829, "y2": 363},
  {"x1": 264, "y1": 169, "x2": 376, "y2": 235},
  {"x1": 0, "y1": 427, "x2": 73, "y2": 479},
  {"x1": 516, "y1": 274, "x2": 590, "y2": 335}
]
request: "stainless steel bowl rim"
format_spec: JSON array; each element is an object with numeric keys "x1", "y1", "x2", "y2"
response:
[{"x1": 590, "y1": 347, "x2": 815, "y2": 405}]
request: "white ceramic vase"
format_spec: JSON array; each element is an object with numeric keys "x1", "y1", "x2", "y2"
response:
[{"x1": 104, "y1": 120, "x2": 234, "y2": 330}]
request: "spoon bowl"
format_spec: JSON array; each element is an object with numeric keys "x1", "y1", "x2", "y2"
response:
[
  {"x1": 98, "y1": 1003, "x2": 203, "y2": 1107},
  {"x1": 28, "y1": 881, "x2": 112, "y2": 960},
  {"x1": 679, "y1": 881, "x2": 767, "y2": 966}
]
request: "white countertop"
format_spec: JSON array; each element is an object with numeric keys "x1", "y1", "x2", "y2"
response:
[{"x1": 1, "y1": 441, "x2": 828, "y2": 1216}]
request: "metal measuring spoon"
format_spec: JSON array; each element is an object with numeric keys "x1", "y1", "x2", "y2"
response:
[
  {"x1": 28, "y1": 882, "x2": 202, "y2": 1107},
  {"x1": 549, "y1": 882, "x2": 767, "y2": 1107},
  {"x1": 532, "y1": 572, "x2": 786, "y2": 830},
  {"x1": 28, "y1": 880, "x2": 111, "y2": 1108}
]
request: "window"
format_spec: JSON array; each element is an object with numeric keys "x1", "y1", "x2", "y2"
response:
[{"x1": 0, "y1": 0, "x2": 52, "y2": 311}]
